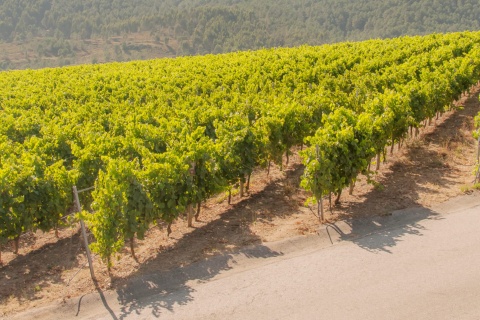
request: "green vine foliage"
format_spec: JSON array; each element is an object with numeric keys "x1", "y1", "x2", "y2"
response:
[
  {"x1": 301, "y1": 107, "x2": 374, "y2": 201},
  {"x1": 88, "y1": 158, "x2": 153, "y2": 268},
  {"x1": 215, "y1": 115, "x2": 257, "y2": 185},
  {"x1": 2, "y1": 31, "x2": 480, "y2": 266}
]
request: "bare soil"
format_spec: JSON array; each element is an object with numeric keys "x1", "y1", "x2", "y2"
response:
[{"x1": 1, "y1": 87, "x2": 479, "y2": 317}]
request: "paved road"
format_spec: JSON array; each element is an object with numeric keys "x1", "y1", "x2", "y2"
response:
[{"x1": 11, "y1": 193, "x2": 480, "y2": 320}]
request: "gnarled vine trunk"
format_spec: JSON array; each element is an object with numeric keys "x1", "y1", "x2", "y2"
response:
[
  {"x1": 130, "y1": 237, "x2": 137, "y2": 261},
  {"x1": 335, "y1": 189, "x2": 342, "y2": 205},
  {"x1": 13, "y1": 236, "x2": 20, "y2": 254},
  {"x1": 195, "y1": 202, "x2": 201, "y2": 221},
  {"x1": 246, "y1": 173, "x2": 251, "y2": 193}
]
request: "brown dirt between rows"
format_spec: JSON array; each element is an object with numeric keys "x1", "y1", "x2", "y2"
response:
[{"x1": 1, "y1": 87, "x2": 480, "y2": 317}]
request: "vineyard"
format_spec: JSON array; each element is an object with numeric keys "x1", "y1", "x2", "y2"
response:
[{"x1": 1, "y1": 31, "x2": 480, "y2": 270}]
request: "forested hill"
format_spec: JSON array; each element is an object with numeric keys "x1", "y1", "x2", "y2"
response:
[{"x1": 1, "y1": 0, "x2": 479, "y2": 70}]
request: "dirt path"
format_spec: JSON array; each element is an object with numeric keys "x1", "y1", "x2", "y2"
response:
[{"x1": 1, "y1": 87, "x2": 479, "y2": 317}]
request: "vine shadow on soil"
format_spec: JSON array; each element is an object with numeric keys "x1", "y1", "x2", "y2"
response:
[{"x1": 0, "y1": 231, "x2": 85, "y2": 306}]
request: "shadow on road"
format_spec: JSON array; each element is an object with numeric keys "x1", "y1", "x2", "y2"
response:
[
  {"x1": 98, "y1": 164, "x2": 300, "y2": 318},
  {"x1": 325, "y1": 207, "x2": 444, "y2": 254},
  {"x1": 113, "y1": 244, "x2": 281, "y2": 319}
]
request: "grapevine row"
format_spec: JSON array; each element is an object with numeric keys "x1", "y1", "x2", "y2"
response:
[{"x1": 1, "y1": 31, "x2": 480, "y2": 267}]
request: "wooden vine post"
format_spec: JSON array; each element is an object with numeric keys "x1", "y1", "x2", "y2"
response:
[
  {"x1": 73, "y1": 186, "x2": 96, "y2": 283},
  {"x1": 187, "y1": 204, "x2": 194, "y2": 227},
  {"x1": 187, "y1": 162, "x2": 196, "y2": 228},
  {"x1": 239, "y1": 177, "x2": 245, "y2": 198},
  {"x1": 316, "y1": 144, "x2": 324, "y2": 222},
  {"x1": 477, "y1": 135, "x2": 480, "y2": 164},
  {"x1": 475, "y1": 136, "x2": 480, "y2": 184},
  {"x1": 376, "y1": 153, "x2": 381, "y2": 171}
]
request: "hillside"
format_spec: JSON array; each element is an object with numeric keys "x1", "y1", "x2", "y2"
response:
[
  {"x1": 2, "y1": 17, "x2": 480, "y2": 314},
  {"x1": 1, "y1": 0, "x2": 479, "y2": 70}
]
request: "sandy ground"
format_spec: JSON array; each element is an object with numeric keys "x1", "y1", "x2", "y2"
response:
[{"x1": 1, "y1": 87, "x2": 479, "y2": 317}]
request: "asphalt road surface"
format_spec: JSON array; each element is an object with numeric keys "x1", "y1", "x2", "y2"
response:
[{"x1": 10, "y1": 193, "x2": 480, "y2": 320}]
